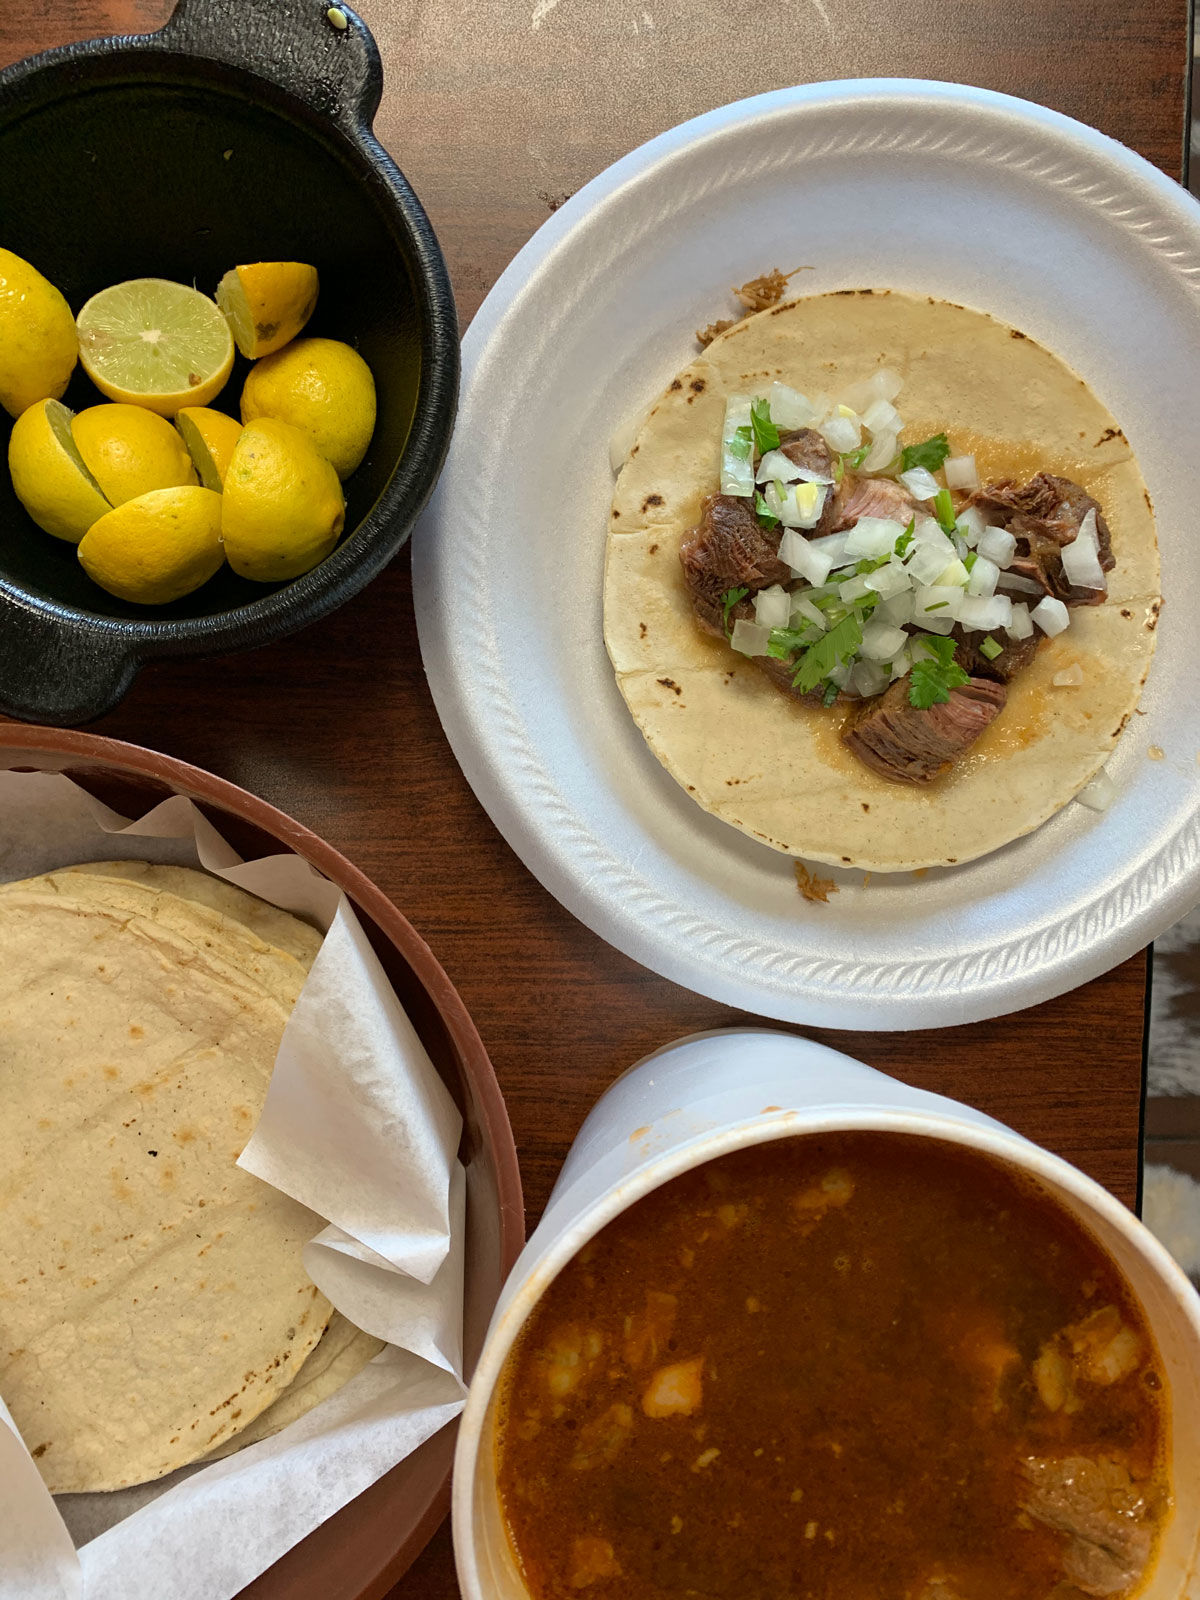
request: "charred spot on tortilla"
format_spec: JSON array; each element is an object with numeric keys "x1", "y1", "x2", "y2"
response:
[
  {"x1": 1096, "y1": 427, "x2": 1125, "y2": 446},
  {"x1": 604, "y1": 290, "x2": 1159, "y2": 872},
  {"x1": 1011, "y1": 329, "x2": 1027, "y2": 338},
  {"x1": 639, "y1": 623, "x2": 647, "y2": 638},
  {"x1": 690, "y1": 379, "x2": 706, "y2": 394},
  {"x1": 642, "y1": 493, "x2": 665, "y2": 510},
  {"x1": 648, "y1": 543, "x2": 659, "y2": 555}
]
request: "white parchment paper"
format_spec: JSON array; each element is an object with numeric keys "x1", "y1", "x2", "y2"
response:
[{"x1": 0, "y1": 772, "x2": 469, "y2": 1600}]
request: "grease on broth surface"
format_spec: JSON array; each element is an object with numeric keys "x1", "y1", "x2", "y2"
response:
[{"x1": 495, "y1": 1133, "x2": 1170, "y2": 1600}]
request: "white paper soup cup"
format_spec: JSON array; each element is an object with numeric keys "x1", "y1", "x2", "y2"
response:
[{"x1": 453, "y1": 1028, "x2": 1200, "y2": 1600}]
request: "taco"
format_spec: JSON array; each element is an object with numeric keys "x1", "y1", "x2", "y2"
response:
[{"x1": 604, "y1": 291, "x2": 1160, "y2": 872}]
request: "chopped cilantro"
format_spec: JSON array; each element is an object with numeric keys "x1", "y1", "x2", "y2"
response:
[
  {"x1": 832, "y1": 455, "x2": 845, "y2": 483},
  {"x1": 754, "y1": 490, "x2": 780, "y2": 529},
  {"x1": 894, "y1": 518, "x2": 915, "y2": 557},
  {"x1": 822, "y1": 680, "x2": 841, "y2": 707},
  {"x1": 721, "y1": 586, "x2": 749, "y2": 632},
  {"x1": 792, "y1": 613, "x2": 863, "y2": 695},
  {"x1": 924, "y1": 601, "x2": 950, "y2": 611},
  {"x1": 963, "y1": 550, "x2": 978, "y2": 572},
  {"x1": 932, "y1": 487, "x2": 957, "y2": 534},
  {"x1": 979, "y1": 635, "x2": 1004, "y2": 661},
  {"x1": 766, "y1": 624, "x2": 821, "y2": 661},
  {"x1": 751, "y1": 398, "x2": 780, "y2": 455},
  {"x1": 727, "y1": 425, "x2": 752, "y2": 462},
  {"x1": 908, "y1": 634, "x2": 971, "y2": 709},
  {"x1": 900, "y1": 433, "x2": 950, "y2": 473},
  {"x1": 841, "y1": 442, "x2": 871, "y2": 470},
  {"x1": 854, "y1": 554, "x2": 891, "y2": 575}
]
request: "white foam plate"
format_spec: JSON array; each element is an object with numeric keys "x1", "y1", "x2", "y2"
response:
[{"x1": 413, "y1": 78, "x2": 1200, "y2": 1030}]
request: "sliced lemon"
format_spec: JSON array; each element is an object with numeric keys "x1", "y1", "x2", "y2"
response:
[
  {"x1": 78, "y1": 485, "x2": 224, "y2": 604},
  {"x1": 72, "y1": 403, "x2": 198, "y2": 506},
  {"x1": 215, "y1": 262, "x2": 319, "y2": 359},
  {"x1": 76, "y1": 278, "x2": 234, "y2": 416},
  {"x1": 176, "y1": 406, "x2": 244, "y2": 490},
  {"x1": 8, "y1": 398, "x2": 111, "y2": 542},
  {"x1": 240, "y1": 336, "x2": 375, "y2": 479},
  {"x1": 0, "y1": 248, "x2": 78, "y2": 418},
  {"x1": 221, "y1": 417, "x2": 345, "y2": 582}
]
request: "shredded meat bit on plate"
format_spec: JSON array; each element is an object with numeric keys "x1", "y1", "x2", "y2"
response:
[
  {"x1": 795, "y1": 862, "x2": 836, "y2": 903},
  {"x1": 696, "y1": 317, "x2": 736, "y2": 347},
  {"x1": 695, "y1": 266, "x2": 810, "y2": 346}
]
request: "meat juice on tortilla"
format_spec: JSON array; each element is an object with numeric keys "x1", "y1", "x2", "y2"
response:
[{"x1": 604, "y1": 292, "x2": 1161, "y2": 871}]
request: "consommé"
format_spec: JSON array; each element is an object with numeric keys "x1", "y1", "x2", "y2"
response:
[{"x1": 495, "y1": 1132, "x2": 1171, "y2": 1600}]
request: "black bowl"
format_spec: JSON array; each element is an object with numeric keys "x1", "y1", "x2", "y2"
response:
[{"x1": 0, "y1": 0, "x2": 458, "y2": 725}]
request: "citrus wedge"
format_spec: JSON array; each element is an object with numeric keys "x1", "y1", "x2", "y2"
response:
[
  {"x1": 240, "y1": 336, "x2": 375, "y2": 479},
  {"x1": 78, "y1": 485, "x2": 224, "y2": 604},
  {"x1": 216, "y1": 262, "x2": 319, "y2": 360},
  {"x1": 0, "y1": 248, "x2": 78, "y2": 418},
  {"x1": 8, "y1": 398, "x2": 111, "y2": 542},
  {"x1": 221, "y1": 417, "x2": 345, "y2": 582},
  {"x1": 76, "y1": 278, "x2": 234, "y2": 416},
  {"x1": 175, "y1": 406, "x2": 244, "y2": 490},
  {"x1": 72, "y1": 403, "x2": 197, "y2": 506}
]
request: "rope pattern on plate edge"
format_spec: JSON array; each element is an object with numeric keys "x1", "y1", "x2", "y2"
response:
[{"x1": 455, "y1": 113, "x2": 1200, "y2": 1000}]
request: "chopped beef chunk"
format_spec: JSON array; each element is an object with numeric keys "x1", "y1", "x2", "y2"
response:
[
  {"x1": 833, "y1": 473, "x2": 919, "y2": 532},
  {"x1": 679, "y1": 493, "x2": 791, "y2": 637},
  {"x1": 971, "y1": 473, "x2": 1113, "y2": 606},
  {"x1": 951, "y1": 623, "x2": 1041, "y2": 684},
  {"x1": 841, "y1": 676, "x2": 1006, "y2": 784},
  {"x1": 1021, "y1": 1457, "x2": 1156, "y2": 1598},
  {"x1": 775, "y1": 428, "x2": 839, "y2": 536}
]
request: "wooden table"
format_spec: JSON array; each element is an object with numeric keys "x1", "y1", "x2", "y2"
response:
[{"x1": 0, "y1": 0, "x2": 1189, "y2": 1595}]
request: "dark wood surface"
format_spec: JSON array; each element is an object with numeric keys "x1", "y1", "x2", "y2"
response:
[{"x1": 0, "y1": 0, "x2": 1190, "y2": 1596}]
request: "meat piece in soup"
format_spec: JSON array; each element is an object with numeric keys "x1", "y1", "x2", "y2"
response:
[{"x1": 495, "y1": 1133, "x2": 1170, "y2": 1600}]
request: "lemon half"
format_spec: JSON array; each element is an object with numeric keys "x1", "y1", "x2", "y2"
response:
[
  {"x1": 76, "y1": 278, "x2": 234, "y2": 416},
  {"x1": 78, "y1": 485, "x2": 224, "y2": 604},
  {"x1": 216, "y1": 262, "x2": 319, "y2": 359},
  {"x1": 221, "y1": 417, "x2": 345, "y2": 582},
  {"x1": 176, "y1": 406, "x2": 244, "y2": 490},
  {"x1": 0, "y1": 248, "x2": 79, "y2": 419},
  {"x1": 73, "y1": 403, "x2": 198, "y2": 506},
  {"x1": 240, "y1": 336, "x2": 375, "y2": 479},
  {"x1": 8, "y1": 398, "x2": 111, "y2": 542}
]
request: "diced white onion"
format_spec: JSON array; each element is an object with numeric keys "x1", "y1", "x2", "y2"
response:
[
  {"x1": 951, "y1": 531, "x2": 969, "y2": 559},
  {"x1": 871, "y1": 367, "x2": 903, "y2": 402},
  {"x1": 943, "y1": 453, "x2": 980, "y2": 492},
  {"x1": 766, "y1": 382, "x2": 816, "y2": 430},
  {"x1": 861, "y1": 428, "x2": 899, "y2": 472},
  {"x1": 720, "y1": 394, "x2": 754, "y2": 496},
  {"x1": 907, "y1": 541, "x2": 956, "y2": 586},
  {"x1": 844, "y1": 516, "x2": 905, "y2": 559},
  {"x1": 914, "y1": 585, "x2": 962, "y2": 621},
  {"x1": 879, "y1": 590, "x2": 916, "y2": 626},
  {"x1": 899, "y1": 466, "x2": 942, "y2": 501},
  {"x1": 1031, "y1": 596, "x2": 1070, "y2": 637},
  {"x1": 780, "y1": 529, "x2": 833, "y2": 586},
  {"x1": 790, "y1": 595, "x2": 828, "y2": 631},
  {"x1": 765, "y1": 479, "x2": 828, "y2": 529},
  {"x1": 1006, "y1": 602, "x2": 1034, "y2": 640},
  {"x1": 838, "y1": 573, "x2": 874, "y2": 604},
  {"x1": 997, "y1": 571, "x2": 1045, "y2": 596},
  {"x1": 821, "y1": 412, "x2": 861, "y2": 453},
  {"x1": 977, "y1": 526, "x2": 1017, "y2": 569},
  {"x1": 1060, "y1": 508, "x2": 1107, "y2": 591},
  {"x1": 888, "y1": 644, "x2": 913, "y2": 680},
  {"x1": 730, "y1": 618, "x2": 771, "y2": 657},
  {"x1": 807, "y1": 531, "x2": 851, "y2": 568},
  {"x1": 756, "y1": 448, "x2": 833, "y2": 486},
  {"x1": 862, "y1": 398, "x2": 902, "y2": 434},
  {"x1": 966, "y1": 555, "x2": 1000, "y2": 598},
  {"x1": 865, "y1": 561, "x2": 913, "y2": 600},
  {"x1": 1052, "y1": 664, "x2": 1085, "y2": 688},
  {"x1": 850, "y1": 658, "x2": 890, "y2": 698},
  {"x1": 827, "y1": 660, "x2": 852, "y2": 690},
  {"x1": 957, "y1": 593, "x2": 1013, "y2": 632},
  {"x1": 914, "y1": 515, "x2": 949, "y2": 545},
  {"x1": 920, "y1": 614, "x2": 957, "y2": 635},
  {"x1": 937, "y1": 558, "x2": 970, "y2": 589},
  {"x1": 1076, "y1": 767, "x2": 1117, "y2": 812},
  {"x1": 955, "y1": 506, "x2": 987, "y2": 548},
  {"x1": 753, "y1": 584, "x2": 791, "y2": 629},
  {"x1": 860, "y1": 619, "x2": 908, "y2": 661}
]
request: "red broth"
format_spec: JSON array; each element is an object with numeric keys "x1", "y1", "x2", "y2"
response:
[{"x1": 495, "y1": 1132, "x2": 1170, "y2": 1600}]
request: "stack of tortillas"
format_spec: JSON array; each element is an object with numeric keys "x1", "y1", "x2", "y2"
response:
[{"x1": 0, "y1": 861, "x2": 383, "y2": 1494}]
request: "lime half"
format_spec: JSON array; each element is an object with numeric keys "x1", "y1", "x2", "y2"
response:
[{"x1": 76, "y1": 278, "x2": 234, "y2": 417}]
